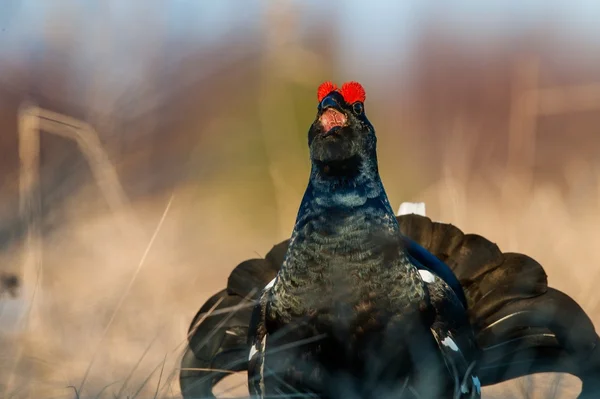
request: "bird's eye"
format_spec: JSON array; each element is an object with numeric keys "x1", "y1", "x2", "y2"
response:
[{"x1": 352, "y1": 102, "x2": 364, "y2": 115}]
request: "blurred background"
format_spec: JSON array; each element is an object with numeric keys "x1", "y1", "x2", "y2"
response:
[{"x1": 1, "y1": 0, "x2": 600, "y2": 397}]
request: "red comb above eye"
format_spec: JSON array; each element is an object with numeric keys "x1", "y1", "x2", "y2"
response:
[
  {"x1": 317, "y1": 81, "x2": 366, "y2": 104},
  {"x1": 317, "y1": 81, "x2": 337, "y2": 102},
  {"x1": 340, "y1": 81, "x2": 366, "y2": 104}
]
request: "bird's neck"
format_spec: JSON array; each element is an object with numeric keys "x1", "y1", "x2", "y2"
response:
[
  {"x1": 306, "y1": 154, "x2": 391, "y2": 211},
  {"x1": 288, "y1": 155, "x2": 401, "y2": 258}
]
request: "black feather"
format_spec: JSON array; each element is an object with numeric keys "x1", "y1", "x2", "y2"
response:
[{"x1": 227, "y1": 258, "x2": 277, "y2": 299}]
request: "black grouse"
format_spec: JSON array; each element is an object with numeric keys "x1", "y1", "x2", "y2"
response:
[{"x1": 180, "y1": 82, "x2": 600, "y2": 399}]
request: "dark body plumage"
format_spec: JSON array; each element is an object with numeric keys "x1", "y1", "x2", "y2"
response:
[{"x1": 180, "y1": 83, "x2": 600, "y2": 399}]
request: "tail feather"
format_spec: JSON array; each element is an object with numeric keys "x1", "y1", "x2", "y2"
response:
[
  {"x1": 264, "y1": 240, "x2": 289, "y2": 268},
  {"x1": 468, "y1": 252, "x2": 548, "y2": 326},
  {"x1": 227, "y1": 258, "x2": 278, "y2": 299},
  {"x1": 446, "y1": 234, "x2": 505, "y2": 283},
  {"x1": 427, "y1": 221, "x2": 465, "y2": 261},
  {"x1": 476, "y1": 288, "x2": 597, "y2": 354},
  {"x1": 395, "y1": 209, "x2": 435, "y2": 246},
  {"x1": 188, "y1": 293, "x2": 252, "y2": 358},
  {"x1": 180, "y1": 247, "x2": 280, "y2": 398},
  {"x1": 469, "y1": 280, "x2": 548, "y2": 330},
  {"x1": 397, "y1": 216, "x2": 507, "y2": 284},
  {"x1": 398, "y1": 214, "x2": 600, "y2": 397},
  {"x1": 478, "y1": 346, "x2": 578, "y2": 384}
]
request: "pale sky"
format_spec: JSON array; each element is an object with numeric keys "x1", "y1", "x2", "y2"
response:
[{"x1": 2, "y1": 0, "x2": 600, "y2": 92}]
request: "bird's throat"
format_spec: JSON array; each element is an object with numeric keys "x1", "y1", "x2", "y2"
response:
[
  {"x1": 308, "y1": 154, "x2": 385, "y2": 210},
  {"x1": 313, "y1": 155, "x2": 361, "y2": 178}
]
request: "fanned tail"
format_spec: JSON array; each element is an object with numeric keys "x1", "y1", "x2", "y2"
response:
[
  {"x1": 397, "y1": 214, "x2": 600, "y2": 398},
  {"x1": 181, "y1": 213, "x2": 600, "y2": 398},
  {"x1": 179, "y1": 244, "x2": 283, "y2": 398}
]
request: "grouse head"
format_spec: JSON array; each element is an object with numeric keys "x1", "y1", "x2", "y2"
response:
[{"x1": 308, "y1": 81, "x2": 376, "y2": 178}]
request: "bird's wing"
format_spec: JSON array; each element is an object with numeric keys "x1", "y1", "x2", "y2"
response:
[
  {"x1": 247, "y1": 283, "x2": 273, "y2": 399},
  {"x1": 430, "y1": 327, "x2": 481, "y2": 399},
  {"x1": 403, "y1": 235, "x2": 468, "y2": 308},
  {"x1": 420, "y1": 269, "x2": 482, "y2": 399}
]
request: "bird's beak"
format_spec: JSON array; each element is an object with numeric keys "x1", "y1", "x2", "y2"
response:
[
  {"x1": 319, "y1": 94, "x2": 340, "y2": 112},
  {"x1": 318, "y1": 94, "x2": 347, "y2": 134}
]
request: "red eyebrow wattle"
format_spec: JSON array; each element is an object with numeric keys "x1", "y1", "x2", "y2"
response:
[
  {"x1": 316, "y1": 81, "x2": 366, "y2": 104},
  {"x1": 339, "y1": 82, "x2": 366, "y2": 104},
  {"x1": 317, "y1": 81, "x2": 338, "y2": 102}
]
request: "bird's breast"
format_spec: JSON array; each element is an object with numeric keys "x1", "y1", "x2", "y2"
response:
[{"x1": 270, "y1": 206, "x2": 426, "y2": 319}]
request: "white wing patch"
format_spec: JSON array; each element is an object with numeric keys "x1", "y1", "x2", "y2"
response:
[
  {"x1": 248, "y1": 345, "x2": 258, "y2": 361},
  {"x1": 249, "y1": 334, "x2": 267, "y2": 361},
  {"x1": 441, "y1": 336, "x2": 459, "y2": 352},
  {"x1": 397, "y1": 202, "x2": 426, "y2": 216},
  {"x1": 264, "y1": 277, "x2": 276, "y2": 290},
  {"x1": 472, "y1": 376, "x2": 481, "y2": 394},
  {"x1": 418, "y1": 269, "x2": 436, "y2": 284}
]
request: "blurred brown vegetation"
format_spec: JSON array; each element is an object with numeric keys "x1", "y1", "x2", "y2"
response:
[{"x1": 0, "y1": 1, "x2": 599, "y2": 398}]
